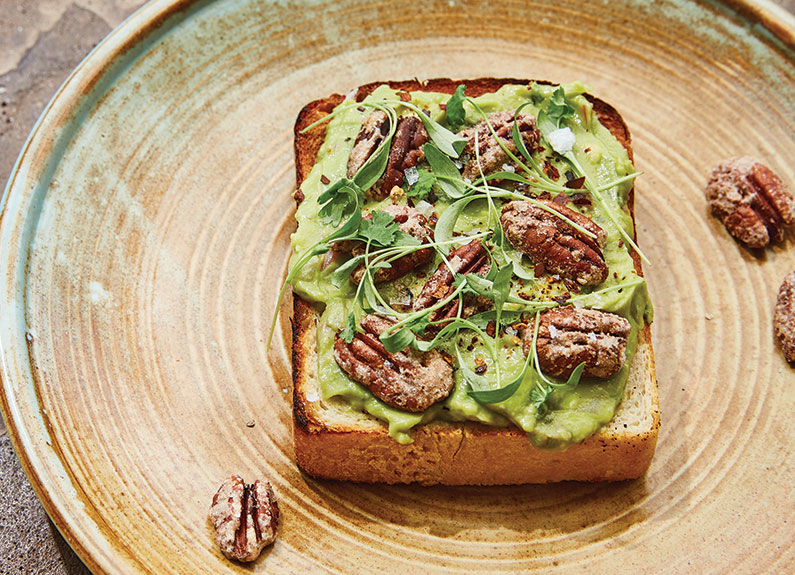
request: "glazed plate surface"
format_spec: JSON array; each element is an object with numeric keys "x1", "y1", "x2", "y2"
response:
[{"x1": 1, "y1": 0, "x2": 793, "y2": 573}]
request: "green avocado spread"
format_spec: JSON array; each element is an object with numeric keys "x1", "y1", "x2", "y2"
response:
[{"x1": 288, "y1": 82, "x2": 653, "y2": 448}]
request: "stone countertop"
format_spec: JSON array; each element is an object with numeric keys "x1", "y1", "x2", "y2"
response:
[{"x1": 0, "y1": 1, "x2": 792, "y2": 573}]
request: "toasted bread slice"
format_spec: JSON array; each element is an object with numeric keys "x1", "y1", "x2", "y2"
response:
[{"x1": 290, "y1": 79, "x2": 659, "y2": 485}]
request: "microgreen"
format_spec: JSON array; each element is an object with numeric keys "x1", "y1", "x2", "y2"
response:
[
  {"x1": 405, "y1": 167, "x2": 435, "y2": 201},
  {"x1": 360, "y1": 210, "x2": 400, "y2": 246},
  {"x1": 445, "y1": 84, "x2": 468, "y2": 131},
  {"x1": 547, "y1": 86, "x2": 576, "y2": 128},
  {"x1": 424, "y1": 143, "x2": 467, "y2": 199},
  {"x1": 340, "y1": 312, "x2": 357, "y2": 343}
]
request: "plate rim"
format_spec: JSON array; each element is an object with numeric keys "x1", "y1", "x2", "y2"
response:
[{"x1": 0, "y1": 1, "x2": 793, "y2": 573}]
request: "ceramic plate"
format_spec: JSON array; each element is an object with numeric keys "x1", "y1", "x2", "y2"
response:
[{"x1": 1, "y1": 0, "x2": 794, "y2": 573}]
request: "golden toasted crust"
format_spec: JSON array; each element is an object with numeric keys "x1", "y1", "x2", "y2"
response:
[{"x1": 290, "y1": 79, "x2": 658, "y2": 485}]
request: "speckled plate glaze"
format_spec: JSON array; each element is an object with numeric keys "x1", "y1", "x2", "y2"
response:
[{"x1": 1, "y1": 1, "x2": 793, "y2": 573}]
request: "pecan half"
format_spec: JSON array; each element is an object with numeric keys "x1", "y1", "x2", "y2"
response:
[
  {"x1": 706, "y1": 157, "x2": 794, "y2": 248},
  {"x1": 347, "y1": 112, "x2": 428, "y2": 198},
  {"x1": 413, "y1": 239, "x2": 492, "y2": 322},
  {"x1": 525, "y1": 307, "x2": 631, "y2": 379},
  {"x1": 457, "y1": 111, "x2": 540, "y2": 181},
  {"x1": 775, "y1": 270, "x2": 795, "y2": 363},
  {"x1": 333, "y1": 314, "x2": 454, "y2": 412},
  {"x1": 500, "y1": 200, "x2": 608, "y2": 285},
  {"x1": 347, "y1": 110, "x2": 389, "y2": 179},
  {"x1": 349, "y1": 204, "x2": 434, "y2": 284},
  {"x1": 210, "y1": 475, "x2": 279, "y2": 563},
  {"x1": 380, "y1": 116, "x2": 428, "y2": 197}
]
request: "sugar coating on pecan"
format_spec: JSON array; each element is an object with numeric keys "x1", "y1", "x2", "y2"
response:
[
  {"x1": 501, "y1": 199, "x2": 608, "y2": 285},
  {"x1": 333, "y1": 314, "x2": 454, "y2": 412},
  {"x1": 413, "y1": 239, "x2": 492, "y2": 322},
  {"x1": 775, "y1": 270, "x2": 795, "y2": 363},
  {"x1": 457, "y1": 111, "x2": 540, "y2": 181},
  {"x1": 525, "y1": 307, "x2": 631, "y2": 379},
  {"x1": 348, "y1": 204, "x2": 434, "y2": 284},
  {"x1": 210, "y1": 475, "x2": 279, "y2": 563},
  {"x1": 706, "y1": 156, "x2": 794, "y2": 249}
]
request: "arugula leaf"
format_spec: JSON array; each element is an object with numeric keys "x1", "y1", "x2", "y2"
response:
[
  {"x1": 424, "y1": 143, "x2": 467, "y2": 200},
  {"x1": 445, "y1": 84, "x2": 467, "y2": 131},
  {"x1": 359, "y1": 210, "x2": 399, "y2": 247},
  {"x1": 380, "y1": 325, "x2": 416, "y2": 353},
  {"x1": 491, "y1": 264, "x2": 514, "y2": 311},
  {"x1": 398, "y1": 104, "x2": 466, "y2": 157},
  {"x1": 547, "y1": 86, "x2": 575, "y2": 128},
  {"x1": 405, "y1": 167, "x2": 435, "y2": 201},
  {"x1": 468, "y1": 376, "x2": 522, "y2": 404},
  {"x1": 330, "y1": 254, "x2": 365, "y2": 288},
  {"x1": 434, "y1": 196, "x2": 480, "y2": 249},
  {"x1": 353, "y1": 107, "x2": 396, "y2": 189},
  {"x1": 553, "y1": 361, "x2": 586, "y2": 391},
  {"x1": 340, "y1": 312, "x2": 357, "y2": 343}
]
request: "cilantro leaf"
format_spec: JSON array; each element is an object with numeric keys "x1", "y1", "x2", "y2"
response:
[
  {"x1": 547, "y1": 87, "x2": 575, "y2": 128},
  {"x1": 340, "y1": 312, "x2": 357, "y2": 343},
  {"x1": 359, "y1": 211, "x2": 399, "y2": 247},
  {"x1": 445, "y1": 84, "x2": 467, "y2": 131},
  {"x1": 318, "y1": 179, "x2": 363, "y2": 227},
  {"x1": 405, "y1": 167, "x2": 435, "y2": 201}
]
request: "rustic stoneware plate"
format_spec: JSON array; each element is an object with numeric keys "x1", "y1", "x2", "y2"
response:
[{"x1": 1, "y1": 0, "x2": 794, "y2": 573}]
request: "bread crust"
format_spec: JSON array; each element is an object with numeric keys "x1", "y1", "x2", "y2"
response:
[{"x1": 290, "y1": 79, "x2": 659, "y2": 485}]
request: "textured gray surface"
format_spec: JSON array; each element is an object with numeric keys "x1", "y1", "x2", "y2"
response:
[{"x1": 0, "y1": 0, "x2": 792, "y2": 574}]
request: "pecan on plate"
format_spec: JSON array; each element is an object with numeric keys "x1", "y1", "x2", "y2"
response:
[
  {"x1": 706, "y1": 157, "x2": 795, "y2": 248},
  {"x1": 775, "y1": 270, "x2": 795, "y2": 363},
  {"x1": 413, "y1": 239, "x2": 492, "y2": 322},
  {"x1": 347, "y1": 112, "x2": 428, "y2": 198},
  {"x1": 500, "y1": 199, "x2": 608, "y2": 286},
  {"x1": 525, "y1": 307, "x2": 631, "y2": 379},
  {"x1": 348, "y1": 204, "x2": 434, "y2": 284},
  {"x1": 457, "y1": 111, "x2": 540, "y2": 181},
  {"x1": 209, "y1": 475, "x2": 279, "y2": 563},
  {"x1": 333, "y1": 314, "x2": 454, "y2": 412}
]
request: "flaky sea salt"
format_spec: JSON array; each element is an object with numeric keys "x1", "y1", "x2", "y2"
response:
[
  {"x1": 547, "y1": 127, "x2": 576, "y2": 154},
  {"x1": 404, "y1": 165, "x2": 420, "y2": 186}
]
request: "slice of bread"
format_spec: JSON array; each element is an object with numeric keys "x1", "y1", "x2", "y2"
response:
[{"x1": 290, "y1": 79, "x2": 659, "y2": 485}]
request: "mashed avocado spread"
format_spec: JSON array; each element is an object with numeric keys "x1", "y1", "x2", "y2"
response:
[{"x1": 288, "y1": 82, "x2": 653, "y2": 448}]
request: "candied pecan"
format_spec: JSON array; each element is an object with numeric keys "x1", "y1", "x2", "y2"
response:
[
  {"x1": 210, "y1": 475, "x2": 279, "y2": 563},
  {"x1": 775, "y1": 270, "x2": 795, "y2": 363},
  {"x1": 349, "y1": 204, "x2": 434, "y2": 284},
  {"x1": 524, "y1": 307, "x2": 631, "y2": 379},
  {"x1": 500, "y1": 200, "x2": 608, "y2": 285},
  {"x1": 346, "y1": 112, "x2": 428, "y2": 198},
  {"x1": 380, "y1": 116, "x2": 428, "y2": 197},
  {"x1": 457, "y1": 111, "x2": 540, "y2": 181},
  {"x1": 347, "y1": 110, "x2": 389, "y2": 179},
  {"x1": 333, "y1": 314, "x2": 454, "y2": 412},
  {"x1": 706, "y1": 157, "x2": 794, "y2": 248},
  {"x1": 413, "y1": 239, "x2": 492, "y2": 322}
]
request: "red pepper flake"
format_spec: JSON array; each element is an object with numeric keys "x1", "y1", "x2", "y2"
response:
[
  {"x1": 565, "y1": 176, "x2": 586, "y2": 189},
  {"x1": 398, "y1": 91, "x2": 412, "y2": 102},
  {"x1": 554, "y1": 293, "x2": 570, "y2": 305},
  {"x1": 562, "y1": 278, "x2": 580, "y2": 293},
  {"x1": 534, "y1": 262, "x2": 546, "y2": 277},
  {"x1": 356, "y1": 106, "x2": 365, "y2": 112},
  {"x1": 572, "y1": 193, "x2": 592, "y2": 206},
  {"x1": 543, "y1": 160, "x2": 560, "y2": 180},
  {"x1": 486, "y1": 321, "x2": 496, "y2": 338},
  {"x1": 584, "y1": 147, "x2": 591, "y2": 154},
  {"x1": 618, "y1": 239, "x2": 624, "y2": 248},
  {"x1": 439, "y1": 103, "x2": 447, "y2": 110},
  {"x1": 538, "y1": 191, "x2": 552, "y2": 201},
  {"x1": 613, "y1": 271, "x2": 619, "y2": 279},
  {"x1": 552, "y1": 193, "x2": 569, "y2": 206},
  {"x1": 429, "y1": 213, "x2": 439, "y2": 226},
  {"x1": 320, "y1": 174, "x2": 330, "y2": 185},
  {"x1": 474, "y1": 357, "x2": 488, "y2": 375}
]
